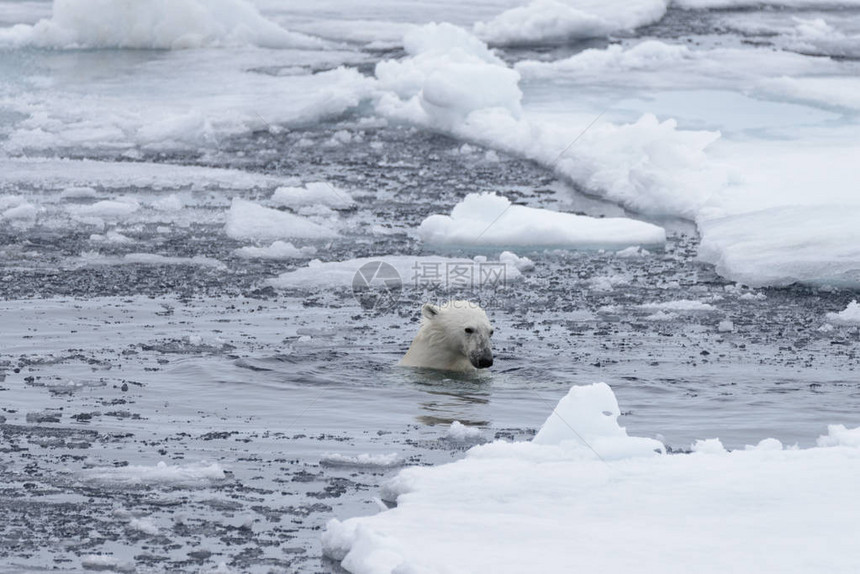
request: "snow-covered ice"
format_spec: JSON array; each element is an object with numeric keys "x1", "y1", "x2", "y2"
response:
[
  {"x1": 320, "y1": 453, "x2": 403, "y2": 469},
  {"x1": 269, "y1": 254, "x2": 523, "y2": 290},
  {"x1": 324, "y1": 383, "x2": 860, "y2": 574},
  {"x1": 225, "y1": 198, "x2": 338, "y2": 241},
  {"x1": 233, "y1": 240, "x2": 317, "y2": 260},
  {"x1": 85, "y1": 461, "x2": 226, "y2": 487},
  {"x1": 418, "y1": 192, "x2": 666, "y2": 249},
  {"x1": 445, "y1": 421, "x2": 484, "y2": 442},
  {"x1": 0, "y1": 0, "x2": 325, "y2": 49},
  {"x1": 825, "y1": 300, "x2": 860, "y2": 326},
  {"x1": 638, "y1": 300, "x2": 717, "y2": 312},
  {"x1": 474, "y1": 0, "x2": 668, "y2": 46},
  {"x1": 271, "y1": 182, "x2": 356, "y2": 210}
]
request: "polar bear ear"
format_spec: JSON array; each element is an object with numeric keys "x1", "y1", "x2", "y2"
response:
[{"x1": 421, "y1": 303, "x2": 441, "y2": 320}]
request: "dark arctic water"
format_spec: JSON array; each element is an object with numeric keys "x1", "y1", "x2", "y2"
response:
[
  {"x1": 2, "y1": 119, "x2": 859, "y2": 574},
  {"x1": 2, "y1": 5, "x2": 860, "y2": 574}
]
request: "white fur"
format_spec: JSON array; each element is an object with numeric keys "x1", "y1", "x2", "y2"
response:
[{"x1": 400, "y1": 300, "x2": 494, "y2": 372}]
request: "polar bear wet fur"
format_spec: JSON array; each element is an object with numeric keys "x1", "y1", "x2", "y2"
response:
[{"x1": 400, "y1": 301, "x2": 494, "y2": 372}]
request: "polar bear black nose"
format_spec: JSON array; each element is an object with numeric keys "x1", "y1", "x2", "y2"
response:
[
  {"x1": 474, "y1": 354, "x2": 493, "y2": 369},
  {"x1": 477, "y1": 357, "x2": 493, "y2": 368}
]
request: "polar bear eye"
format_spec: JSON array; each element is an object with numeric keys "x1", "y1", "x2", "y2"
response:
[
  {"x1": 464, "y1": 327, "x2": 474, "y2": 334},
  {"x1": 489, "y1": 329, "x2": 494, "y2": 337}
]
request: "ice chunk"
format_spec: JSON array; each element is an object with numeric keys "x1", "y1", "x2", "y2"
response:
[
  {"x1": 445, "y1": 421, "x2": 484, "y2": 442},
  {"x1": 758, "y1": 76, "x2": 860, "y2": 112},
  {"x1": 60, "y1": 186, "x2": 98, "y2": 200},
  {"x1": 376, "y1": 22, "x2": 523, "y2": 128},
  {"x1": 68, "y1": 199, "x2": 140, "y2": 220},
  {"x1": 90, "y1": 231, "x2": 134, "y2": 244},
  {"x1": 644, "y1": 311, "x2": 677, "y2": 321},
  {"x1": 271, "y1": 182, "x2": 355, "y2": 209},
  {"x1": 233, "y1": 241, "x2": 317, "y2": 260},
  {"x1": 825, "y1": 301, "x2": 860, "y2": 326},
  {"x1": 474, "y1": 0, "x2": 667, "y2": 46},
  {"x1": 84, "y1": 461, "x2": 225, "y2": 487},
  {"x1": 1, "y1": 201, "x2": 38, "y2": 222},
  {"x1": 418, "y1": 192, "x2": 665, "y2": 249},
  {"x1": 0, "y1": 0, "x2": 325, "y2": 50},
  {"x1": 320, "y1": 453, "x2": 403, "y2": 469},
  {"x1": 616, "y1": 246, "x2": 650, "y2": 258},
  {"x1": 225, "y1": 198, "x2": 338, "y2": 242},
  {"x1": 692, "y1": 438, "x2": 727, "y2": 454},
  {"x1": 81, "y1": 555, "x2": 133, "y2": 573},
  {"x1": 499, "y1": 251, "x2": 535, "y2": 272},
  {"x1": 639, "y1": 300, "x2": 717, "y2": 312},
  {"x1": 533, "y1": 382, "x2": 665, "y2": 459},
  {"x1": 150, "y1": 194, "x2": 184, "y2": 212},
  {"x1": 74, "y1": 252, "x2": 226, "y2": 270},
  {"x1": 745, "y1": 438, "x2": 784, "y2": 451},
  {"x1": 817, "y1": 424, "x2": 860, "y2": 448},
  {"x1": 269, "y1": 254, "x2": 523, "y2": 290},
  {"x1": 0, "y1": 158, "x2": 293, "y2": 192},
  {"x1": 129, "y1": 517, "x2": 159, "y2": 535}
]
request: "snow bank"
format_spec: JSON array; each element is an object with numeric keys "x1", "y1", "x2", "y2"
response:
[
  {"x1": 323, "y1": 383, "x2": 860, "y2": 574},
  {"x1": 269, "y1": 255, "x2": 523, "y2": 290},
  {"x1": 271, "y1": 182, "x2": 355, "y2": 209},
  {"x1": 474, "y1": 0, "x2": 667, "y2": 46},
  {"x1": 418, "y1": 192, "x2": 666, "y2": 249},
  {"x1": 225, "y1": 198, "x2": 337, "y2": 242},
  {"x1": 84, "y1": 461, "x2": 225, "y2": 487},
  {"x1": 825, "y1": 301, "x2": 860, "y2": 326},
  {"x1": 0, "y1": 0, "x2": 324, "y2": 49}
]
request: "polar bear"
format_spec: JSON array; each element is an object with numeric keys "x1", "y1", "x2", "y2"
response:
[{"x1": 399, "y1": 300, "x2": 494, "y2": 372}]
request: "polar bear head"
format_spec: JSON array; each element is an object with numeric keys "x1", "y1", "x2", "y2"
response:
[{"x1": 400, "y1": 300, "x2": 494, "y2": 372}]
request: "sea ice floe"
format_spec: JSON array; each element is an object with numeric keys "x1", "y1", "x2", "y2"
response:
[
  {"x1": 268, "y1": 254, "x2": 523, "y2": 290},
  {"x1": 323, "y1": 382, "x2": 860, "y2": 574},
  {"x1": 225, "y1": 198, "x2": 338, "y2": 242},
  {"x1": 418, "y1": 192, "x2": 665, "y2": 249}
]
